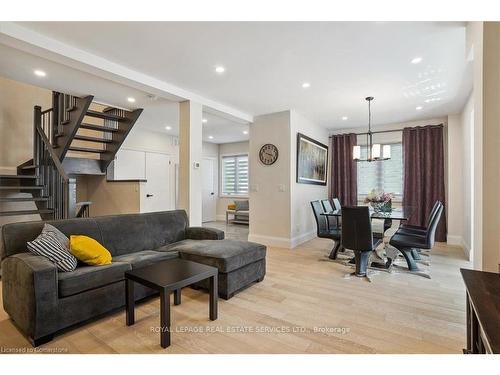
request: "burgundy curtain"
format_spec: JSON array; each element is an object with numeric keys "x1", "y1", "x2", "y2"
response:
[
  {"x1": 329, "y1": 133, "x2": 357, "y2": 206},
  {"x1": 402, "y1": 125, "x2": 447, "y2": 241}
]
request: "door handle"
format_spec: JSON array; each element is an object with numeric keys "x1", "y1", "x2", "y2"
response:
[
  {"x1": 146, "y1": 194, "x2": 154, "y2": 197},
  {"x1": 210, "y1": 192, "x2": 215, "y2": 195}
]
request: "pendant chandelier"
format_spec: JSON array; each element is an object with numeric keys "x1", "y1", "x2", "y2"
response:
[{"x1": 353, "y1": 96, "x2": 391, "y2": 162}]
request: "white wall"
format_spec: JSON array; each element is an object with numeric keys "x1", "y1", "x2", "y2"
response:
[
  {"x1": 249, "y1": 111, "x2": 292, "y2": 247},
  {"x1": 466, "y1": 22, "x2": 484, "y2": 270},
  {"x1": 446, "y1": 114, "x2": 465, "y2": 250},
  {"x1": 290, "y1": 111, "x2": 329, "y2": 247},
  {"x1": 249, "y1": 110, "x2": 329, "y2": 248},
  {"x1": 459, "y1": 93, "x2": 474, "y2": 259}
]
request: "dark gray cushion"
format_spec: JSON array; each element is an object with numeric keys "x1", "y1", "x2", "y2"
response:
[
  {"x1": 234, "y1": 200, "x2": 249, "y2": 211},
  {"x1": 58, "y1": 262, "x2": 131, "y2": 298},
  {"x1": 95, "y1": 210, "x2": 188, "y2": 256},
  {"x1": 156, "y1": 239, "x2": 266, "y2": 273},
  {"x1": 113, "y1": 250, "x2": 178, "y2": 269}
]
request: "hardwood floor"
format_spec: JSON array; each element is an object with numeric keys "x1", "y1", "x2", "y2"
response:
[{"x1": 0, "y1": 223, "x2": 469, "y2": 353}]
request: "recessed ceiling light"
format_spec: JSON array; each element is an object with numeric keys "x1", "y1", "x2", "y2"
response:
[
  {"x1": 243, "y1": 130, "x2": 249, "y2": 135},
  {"x1": 416, "y1": 106, "x2": 423, "y2": 110},
  {"x1": 202, "y1": 118, "x2": 208, "y2": 123},
  {"x1": 215, "y1": 66, "x2": 225, "y2": 74},
  {"x1": 208, "y1": 135, "x2": 214, "y2": 139},
  {"x1": 302, "y1": 82, "x2": 311, "y2": 88},
  {"x1": 165, "y1": 126, "x2": 172, "y2": 130},
  {"x1": 34, "y1": 70, "x2": 46, "y2": 77},
  {"x1": 127, "y1": 97, "x2": 136, "y2": 103},
  {"x1": 411, "y1": 57, "x2": 423, "y2": 64},
  {"x1": 342, "y1": 116, "x2": 348, "y2": 120}
]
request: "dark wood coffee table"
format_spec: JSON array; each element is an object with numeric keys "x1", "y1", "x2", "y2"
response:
[{"x1": 124, "y1": 258, "x2": 218, "y2": 348}]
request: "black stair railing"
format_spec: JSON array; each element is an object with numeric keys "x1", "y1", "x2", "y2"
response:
[{"x1": 34, "y1": 106, "x2": 76, "y2": 219}]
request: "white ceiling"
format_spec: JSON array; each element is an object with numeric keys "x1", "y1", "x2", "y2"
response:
[
  {"x1": 0, "y1": 43, "x2": 249, "y2": 144},
  {"x1": 16, "y1": 21, "x2": 472, "y2": 129}
]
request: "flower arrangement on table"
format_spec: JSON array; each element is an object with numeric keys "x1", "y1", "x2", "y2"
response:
[{"x1": 364, "y1": 189, "x2": 394, "y2": 212}]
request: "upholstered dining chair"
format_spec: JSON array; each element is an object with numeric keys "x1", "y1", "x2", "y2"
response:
[
  {"x1": 396, "y1": 200, "x2": 442, "y2": 260},
  {"x1": 341, "y1": 206, "x2": 382, "y2": 281},
  {"x1": 310, "y1": 200, "x2": 342, "y2": 259},
  {"x1": 389, "y1": 203, "x2": 444, "y2": 278},
  {"x1": 321, "y1": 199, "x2": 340, "y2": 230}
]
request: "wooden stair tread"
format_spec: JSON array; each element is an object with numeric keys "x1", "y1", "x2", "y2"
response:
[
  {"x1": 0, "y1": 209, "x2": 54, "y2": 217},
  {"x1": 79, "y1": 123, "x2": 119, "y2": 133},
  {"x1": 0, "y1": 197, "x2": 49, "y2": 202},
  {"x1": 74, "y1": 135, "x2": 113, "y2": 143},
  {"x1": 21, "y1": 164, "x2": 38, "y2": 170},
  {"x1": 0, "y1": 186, "x2": 44, "y2": 190},
  {"x1": 0, "y1": 174, "x2": 37, "y2": 179},
  {"x1": 69, "y1": 146, "x2": 108, "y2": 153},
  {"x1": 86, "y1": 110, "x2": 125, "y2": 121}
]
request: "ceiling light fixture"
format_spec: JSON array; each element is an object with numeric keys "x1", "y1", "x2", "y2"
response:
[
  {"x1": 127, "y1": 97, "x2": 136, "y2": 103},
  {"x1": 208, "y1": 136, "x2": 214, "y2": 139},
  {"x1": 411, "y1": 57, "x2": 423, "y2": 64},
  {"x1": 165, "y1": 126, "x2": 172, "y2": 130},
  {"x1": 202, "y1": 118, "x2": 208, "y2": 123},
  {"x1": 416, "y1": 106, "x2": 423, "y2": 110},
  {"x1": 34, "y1": 70, "x2": 46, "y2": 77},
  {"x1": 215, "y1": 66, "x2": 225, "y2": 74},
  {"x1": 342, "y1": 116, "x2": 348, "y2": 121},
  {"x1": 353, "y1": 97, "x2": 391, "y2": 162},
  {"x1": 243, "y1": 130, "x2": 249, "y2": 135},
  {"x1": 302, "y1": 82, "x2": 311, "y2": 88}
]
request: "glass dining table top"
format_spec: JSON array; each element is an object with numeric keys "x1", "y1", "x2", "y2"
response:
[{"x1": 321, "y1": 206, "x2": 415, "y2": 221}]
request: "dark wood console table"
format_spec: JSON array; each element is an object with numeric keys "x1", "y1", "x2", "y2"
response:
[{"x1": 460, "y1": 268, "x2": 500, "y2": 354}]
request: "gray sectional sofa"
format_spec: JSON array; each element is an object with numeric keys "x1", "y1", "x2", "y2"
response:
[{"x1": 1, "y1": 210, "x2": 266, "y2": 346}]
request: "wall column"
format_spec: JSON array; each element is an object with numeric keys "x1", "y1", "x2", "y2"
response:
[{"x1": 178, "y1": 100, "x2": 203, "y2": 226}]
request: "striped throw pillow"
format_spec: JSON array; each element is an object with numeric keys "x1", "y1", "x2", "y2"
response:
[{"x1": 27, "y1": 225, "x2": 77, "y2": 272}]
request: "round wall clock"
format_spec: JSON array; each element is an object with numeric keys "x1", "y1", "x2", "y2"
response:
[{"x1": 259, "y1": 144, "x2": 279, "y2": 165}]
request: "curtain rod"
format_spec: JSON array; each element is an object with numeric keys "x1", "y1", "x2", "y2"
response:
[{"x1": 329, "y1": 123, "x2": 444, "y2": 138}]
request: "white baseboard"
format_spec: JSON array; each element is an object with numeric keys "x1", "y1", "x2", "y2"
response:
[
  {"x1": 447, "y1": 235, "x2": 463, "y2": 246},
  {"x1": 248, "y1": 230, "x2": 317, "y2": 249},
  {"x1": 447, "y1": 235, "x2": 471, "y2": 260},
  {"x1": 248, "y1": 234, "x2": 292, "y2": 248},
  {"x1": 290, "y1": 230, "x2": 317, "y2": 248}
]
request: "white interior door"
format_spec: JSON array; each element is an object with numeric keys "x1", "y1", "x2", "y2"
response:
[
  {"x1": 202, "y1": 157, "x2": 217, "y2": 222},
  {"x1": 142, "y1": 152, "x2": 171, "y2": 213}
]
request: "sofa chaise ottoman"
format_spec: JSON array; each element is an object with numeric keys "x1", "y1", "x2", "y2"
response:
[
  {"x1": 158, "y1": 239, "x2": 266, "y2": 299},
  {"x1": 1, "y1": 210, "x2": 266, "y2": 346}
]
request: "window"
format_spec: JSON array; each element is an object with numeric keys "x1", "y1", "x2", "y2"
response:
[
  {"x1": 221, "y1": 154, "x2": 249, "y2": 196},
  {"x1": 357, "y1": 143, "x2": 403, "y2": 200}
]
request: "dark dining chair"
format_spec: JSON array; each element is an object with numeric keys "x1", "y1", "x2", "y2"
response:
[
  {"x1": 396, "y1": 201, "x2": 442, "y2": 260},
  {"x1": 341, "y1": 206, "x2": 382, "y2": 279},
  {"x1": 321, "y1": 199, "x2": 340, "y2": 230},
  {"x1": 398, "y1": 201, "x2": 442, "y2": 236},
  {"x1": 310, "y1": 200, "x2": 342, "y2": 259},
  {"x1": 333, "y1": 198, "x2": 342, "y2": 211},
  {"x1": 389, "y1": 203, "x2": 444, "y2": 277}
]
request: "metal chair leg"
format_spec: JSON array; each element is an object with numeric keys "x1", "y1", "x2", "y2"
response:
[{"x1": 328, "y1": 240, "x2": 341, "y2": 260}]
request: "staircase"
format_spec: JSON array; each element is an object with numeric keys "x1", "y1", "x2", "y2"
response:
[{"x1": 0, "y1": 92, "x2": 143, "y2": 220}]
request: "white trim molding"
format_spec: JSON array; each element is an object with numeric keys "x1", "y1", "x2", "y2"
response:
[
  {"x1": 249, "y1": 230, "x2": 317, "y2": 249},
  {"x1": 447, "y1": 235, "x2": 471, "y2": 260}
]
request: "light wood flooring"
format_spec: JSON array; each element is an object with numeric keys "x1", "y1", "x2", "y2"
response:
[{"x1": 0, "y1": 222, "x2": 469, "y2": 353}]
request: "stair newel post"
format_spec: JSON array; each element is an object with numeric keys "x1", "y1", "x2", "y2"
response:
[
  {"x1": 33, "y1": 106, "x2": 41, "y2": 181},
  {"x1": 67, "y1": 178, "x2": 77, "y2": 218}
]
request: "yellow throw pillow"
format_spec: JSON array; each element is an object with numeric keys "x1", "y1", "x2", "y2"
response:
[
  {"x1": 228, "y1": 204, "x2": 236, "y2": 210},
  {"x1": 70, "y1": 235, "x2": 112, "y2": 266}
]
